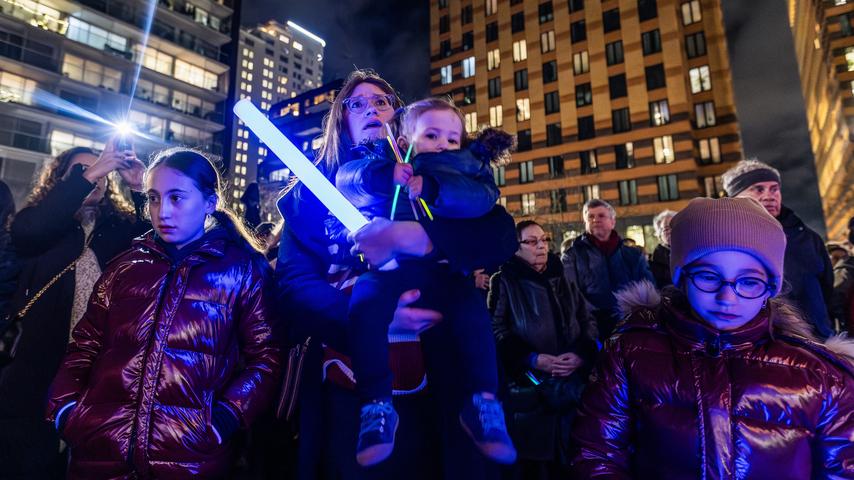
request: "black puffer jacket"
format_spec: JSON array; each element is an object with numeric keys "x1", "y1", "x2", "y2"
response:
[{"x1": 778, "y1": 206, "x2": 834, "y2": 338}]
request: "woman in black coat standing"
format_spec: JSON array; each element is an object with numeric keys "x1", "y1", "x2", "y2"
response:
[
  {"x1": 489, "y1": 220, "x2": 598, "y2": 479},
  {"x1": 0, "y1": 142, "x2": 149, "y2": 478}
]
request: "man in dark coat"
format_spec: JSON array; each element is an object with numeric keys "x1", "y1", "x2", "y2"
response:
[
  {"x1": 561, "y1": 199, "x2": 655, "y2": 337},
  {"x1": 722, "y1": 159, "x2": 835, "y2": 338}
]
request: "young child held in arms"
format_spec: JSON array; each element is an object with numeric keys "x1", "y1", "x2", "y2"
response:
[{"x1": 335, "y1": 97, "x2": 517, "y2": 467}]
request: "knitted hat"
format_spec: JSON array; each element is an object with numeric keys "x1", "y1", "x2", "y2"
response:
[
  {"x1": 721, "y1": 159, "x2": 781, "y2": 197},
  {"x1": 670, "y1": 197, "x2": 786, "y2": 295}
]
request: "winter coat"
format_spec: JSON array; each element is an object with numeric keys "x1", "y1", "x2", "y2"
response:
[
  {"x1": 46, "y1": 229, "x2": 281, "y2": 479},
  {"x1": 490, "y1": 253, "x2": 598, "y2": 380},
  {"x1": 336, "y1": 138, "x2": 500, "y2": 221},
  {"x1": 778, "y1": 206, "x2": 834, "y2": 337},
  {"x1": 0, "y1": 166, "x2": 149, "y2": 418},
  {"x1": 650, "y1": 244, "x2": 672, "y2": 289},
  {"x1": 571, "y1": 281, "x2": 854, "y2": 479},
  {"x1": 276, "y1": 167, "x2": 517, "y2": 479},
  {"x1": 832, "y1": 256, "x2": 854, "y2": 332},
  {"x1": 561, "y1": 233, "x2": 655, "y2": 337},
  {"x1": 489, "y1": 253, "x2": 598, "y2": 461}
]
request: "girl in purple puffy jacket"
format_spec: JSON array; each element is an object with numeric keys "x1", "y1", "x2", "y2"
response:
[
  {"x1": 47, "y1": 148, "x2": 281, "y2": 479},
  {"x1": 571, "y1": 197, "x2": 854, "y2": 479}
]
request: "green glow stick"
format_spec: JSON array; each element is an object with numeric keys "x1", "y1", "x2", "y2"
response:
[{"x1": 390, "y1": 143, "x2": 414, "y2": 221}]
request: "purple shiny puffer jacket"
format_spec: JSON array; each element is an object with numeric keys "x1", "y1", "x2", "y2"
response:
[
  {"x1": 571, "y1": 282, "x2": 854, "y2": 479},
  {"x1": 46, "y1": 230, "x2": 281, "y2": 479}
]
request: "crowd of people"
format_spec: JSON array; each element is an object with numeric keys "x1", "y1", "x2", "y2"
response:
[{"x1": 0, "y1": 68, "x2": 851, "y2": 479}]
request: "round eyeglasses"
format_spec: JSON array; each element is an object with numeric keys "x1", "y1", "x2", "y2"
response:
[
  {"x1": 686, "y1": 271, "x2": 772, "y2": 299},
  {"x1": 342, "y1": 94, "x2": 396, "y2": 114}
]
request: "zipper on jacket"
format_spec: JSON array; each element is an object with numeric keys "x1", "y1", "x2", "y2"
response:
[{"x1": 127, "y1": 260, "x2": 178, "y2": 471}]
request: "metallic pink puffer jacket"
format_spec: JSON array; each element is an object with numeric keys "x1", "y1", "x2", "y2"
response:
[
  {"x1": 47, "y1": 230, "x2": 281, "y2": 479},
  {"x1": 571, "y1": 282, "x2": 854, "y2": 479}
]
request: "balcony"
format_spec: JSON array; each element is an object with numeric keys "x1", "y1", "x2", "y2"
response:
[
  {"x1": 76, "y1": 0, "x2": 228, "y2": 64},
  {"x1": 157, "y1": 0, "x2": 231, "y2": 36},
  {"x1": 0, "y1": 33, "x2": 58, "y2": 71}
]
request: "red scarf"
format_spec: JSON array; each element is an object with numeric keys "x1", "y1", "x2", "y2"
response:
[{"x1": 590, "y1": 230, "x2": 621, "y2": 257}]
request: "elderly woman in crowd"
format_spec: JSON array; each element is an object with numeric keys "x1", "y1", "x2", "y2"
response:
[
  {"x1": 276, "y1": 69, "x2": 517, "y2": 479},
  {"x1": 571, "y1": 197, "x2": 854, "y2": 479},
  {"x1": 650, "y1": 209, "x2": 677, "y2": 288},
  {"x1": 489, "y1": 220, "x2": 597, "y2": 479}
]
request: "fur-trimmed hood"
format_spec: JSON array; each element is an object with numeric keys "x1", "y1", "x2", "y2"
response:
[{"x1": 615, "y1": 280, "x2": 854, "y2": 370}]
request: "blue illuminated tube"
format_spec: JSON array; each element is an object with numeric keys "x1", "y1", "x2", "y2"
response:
[
  {"x1": 234, "y1": 99, "x2": 397, "y2": 270},
  {"x1": 233, "y1": 99, "x2": 369, "y2": 233}
]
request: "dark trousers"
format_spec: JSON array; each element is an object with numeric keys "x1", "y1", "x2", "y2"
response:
[{"x1": 348, "y1": 261, "x2": 498, "y2": 403}]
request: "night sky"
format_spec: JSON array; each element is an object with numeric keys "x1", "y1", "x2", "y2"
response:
[{"x1": 242, "y1": 0, "x2": 826, "y2": 235}]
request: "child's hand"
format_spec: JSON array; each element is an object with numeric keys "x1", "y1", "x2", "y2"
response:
[
  {"x1": 393, "y1": 163, "x2": 413, "y2": 187},
  {"x1": 407, "y1": 175, "x2": 423, "y2": 200}
]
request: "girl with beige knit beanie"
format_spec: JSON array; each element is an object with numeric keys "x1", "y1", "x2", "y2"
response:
[{"x1": 570, "y1": 197, "x2": 854, "y2": 479}]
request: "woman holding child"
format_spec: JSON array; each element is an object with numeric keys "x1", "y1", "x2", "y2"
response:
[{"x1": 276, "y1": 69, "x2": 518, "y2": 479}]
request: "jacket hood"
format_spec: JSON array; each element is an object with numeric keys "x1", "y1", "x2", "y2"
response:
[{"x1": 615, "y1": 280, "x2": 854, "y2": 370}]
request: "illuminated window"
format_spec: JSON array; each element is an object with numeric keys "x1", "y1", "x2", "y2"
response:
[
  {"x1": 462, "y1": 56, "x2": 475, "y2": 78},
  {"x1": 654, "y1": 135, "x2": 675, "y2": 164},
  {"x1": 650, "y1": 99, "x2": 670, "y2": 126},
  {"x1": 516, "y1": 98, "x2": 530, "y2": 121},
  {"x1": 489, "y1": 105, "x2": 503, "y2": 127},
  {"x1": 541, "y1": 31, "x2": 555, "y2": 53},
  {"x1": 465, "y1": 112, "x2": 477, "y2": 132},
  {"x1": 174, "y1": 60, "x2": 218, "y2": 90},
  {"x1": 521, "y1": 193, "x2": 536, "y2": 215},
  {"x1": 62, "y1": 54, "x2": 121, "y2": 91},
  {"x1": 689, "y1": 65, "x2": 711, "y2": 93},
  {"x1": 67, "y1": 18, "x2": 128, "y2": 53},
  {"x1": 512, "y1": 40, "x2": 527, "y2": 62},
  {"x1": 0, "y1": 70, "x2": 36, "y2": 104},
  {"x1": 138, "y1": 47, "x2": 174, "y2": 76},
  {"x1": 440, "y1": 64, "x2": 453, "y2": 84},
  {"x1": 694, "y1": 101, "x2": 716, "y2": 128},
  {"x1": 487, "y1": 48, "x2": 500, "y2": 71},
  {"x1": 50, "y1": 130, "x2": 100, "y2": 156},
  {"x1": 698, "y1": 137, "x2": 721, "y2": 164},
  {"x1": 573, "y1": 51, "x2": 589, "y2": 74},
  {"x1": 681, "y1": 0, "x2": 702, "y2": 25}
]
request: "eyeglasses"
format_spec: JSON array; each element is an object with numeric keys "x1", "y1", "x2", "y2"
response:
[
  {"x1": 342, "y1": 94, "x2": 396, "y2": 114},
  {"x1": 520, "y1": 237, "x2": 552, "y2": 246},
  {"x1": 686, "y1": 271, "x2": 772, "y2": 299}
]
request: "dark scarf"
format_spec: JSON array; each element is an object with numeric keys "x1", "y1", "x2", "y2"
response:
[{"x1": 589, "y1": 230, "x2": 621, "y2": 257}]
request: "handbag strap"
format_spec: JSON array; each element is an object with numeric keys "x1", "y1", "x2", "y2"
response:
[{"x1": 16, "y1": 233, "x2": 93, "y2": 319}]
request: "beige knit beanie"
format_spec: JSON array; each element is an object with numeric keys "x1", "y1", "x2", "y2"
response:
[{"x1": 670, "y1": 197, "x2": 786, "y2": 295}]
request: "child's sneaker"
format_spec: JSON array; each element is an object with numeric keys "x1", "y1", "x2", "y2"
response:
[
  {"x1": 356, "y1": 399, "x2": 399, "y2": 467},
  {"x1": 459, "y1": 393, "x2": 517, "y2": 464}
]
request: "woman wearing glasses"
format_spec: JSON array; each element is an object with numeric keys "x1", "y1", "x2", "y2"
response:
[
  {"x1": 571, "y1": 197, "x2": 854, "y2": 479},
  {"x1": 488, "y1": 220, "x2": 598, "y2": 479},
  {"x1": 275, "y1": 69, "x2": 517, "y2": 479}
]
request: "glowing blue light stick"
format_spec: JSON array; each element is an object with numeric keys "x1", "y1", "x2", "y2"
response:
[{"x1": 233, "y1": 99, "x2": 368, "y2": 233}]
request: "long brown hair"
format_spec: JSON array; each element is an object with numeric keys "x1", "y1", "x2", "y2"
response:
[
  {"x1": 285, "y1": 69, "x2": 403, "y2": 196},
  {"x1": 146, "y1": 147, "x2": 266, "y2": 254},
  {"x1": 26, "y1": 146, "x2": 135, "y2": 220}
]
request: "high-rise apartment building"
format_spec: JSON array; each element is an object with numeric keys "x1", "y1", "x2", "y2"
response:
[
  {"x1": 789, "y1": 0, "x2": 854, "y2": 239},
  {"x1": 229, "y1": 20, "x2": 323, "y2": 212},
  {"x1": 430, "y1": 0, "x2": 742, "y2": 247},
  {"x1": 0, "y1": 0, "x2": 237, "y2": 206}
]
